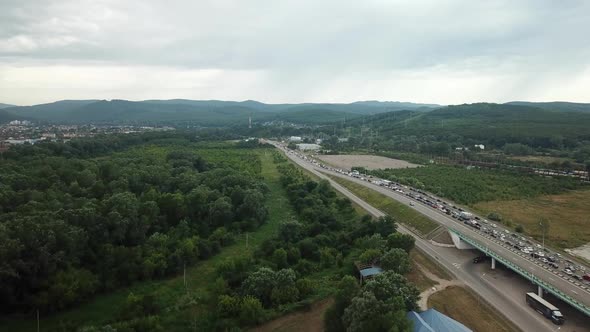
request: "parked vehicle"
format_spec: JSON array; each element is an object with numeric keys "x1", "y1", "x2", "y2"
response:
[
  {"x1": 526, "y1": 292, "x2": 564, "y2": 325},
  {"x1": 473, "y1": 256, "x2": 487, "y2": 264}
]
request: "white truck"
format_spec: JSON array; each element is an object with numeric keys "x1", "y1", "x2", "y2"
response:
[{"x1": 459, "y1": 211, "x2": 473, "y2": 221}]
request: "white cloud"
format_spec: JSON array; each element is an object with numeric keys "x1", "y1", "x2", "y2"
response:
[{"x1": 0, "y1": 0, "x2": 589, "y2": 105}]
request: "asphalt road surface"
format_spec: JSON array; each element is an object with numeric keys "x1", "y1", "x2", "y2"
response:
[{"x1": 270, "y1": 141, "x2": 590, "y2": 332}]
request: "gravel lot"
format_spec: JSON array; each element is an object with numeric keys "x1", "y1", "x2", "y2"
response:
[{"x1": 316, "y1": 154, "x2": 420, "y2": 170}]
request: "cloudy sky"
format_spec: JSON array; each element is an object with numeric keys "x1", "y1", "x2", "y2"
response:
[{"x1": 1, "y1": 0, "x2": 589, "y2": 106}]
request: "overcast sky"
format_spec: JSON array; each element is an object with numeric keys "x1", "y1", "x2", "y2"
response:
[{"x1": 1, "y1": 0, "x2": 589, "y2": 106}]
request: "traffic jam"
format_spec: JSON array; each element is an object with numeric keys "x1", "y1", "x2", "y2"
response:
[{"x1": 278, "y1": 144, "x2": 590, "y2": 291}]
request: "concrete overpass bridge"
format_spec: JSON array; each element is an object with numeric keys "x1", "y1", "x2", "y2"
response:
[{"x1": 449, "y1": 228, "x2": 590, "y2": 317}]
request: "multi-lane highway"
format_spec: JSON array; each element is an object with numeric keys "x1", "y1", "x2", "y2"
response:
[{"x1": 268, "y1": 140, "x2": 590, "y2": 331}]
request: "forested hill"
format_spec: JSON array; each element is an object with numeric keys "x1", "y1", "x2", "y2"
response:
[
  {"x1": 0, "y1": 103, "x2": 16, "y2": 109},
  {"x1": 507, "y1": 101, "x2": 590, "y2": 113},
  {"x1": 0, "y1": 109, "x2": 22, "y2": 123},
  {"x1": 3, "y1": 99, "x2": 439, "y2": 125},
  {"x1": 346, "y1": 103, "x2": 590, "y2": 145}
]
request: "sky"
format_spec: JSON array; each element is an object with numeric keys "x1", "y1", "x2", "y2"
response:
[{"x1": 1, "y1": 0, "x2": 589, "y2": 106}]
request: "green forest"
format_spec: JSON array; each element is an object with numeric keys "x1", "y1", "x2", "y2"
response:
[{"x1": 0, "y1": 133, "x2": 420, "y2": 331}]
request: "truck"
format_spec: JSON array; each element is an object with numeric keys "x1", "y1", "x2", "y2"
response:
[
  {"x1": 459, "y1": 211, "x2": 473, "y2": 221},
  {"x1": 526, "y1": 292, "x2": 564, "y2": 325}
]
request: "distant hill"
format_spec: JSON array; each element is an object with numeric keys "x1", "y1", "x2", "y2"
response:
[
  {"x1": 0, "y1": 103, "x2": 16, "y2": 109},
  {"x1": 0, "y1": 109, "x2": 21, "y2": 123},
  {"x1": 346, "y1": 103, "x2": 590, "y2": 143},
  {"x1": 5, "y1": 99, "x2": 438, "y2": 125},
  {"x1": 507, "y1": 101, "x2": 590, "y2": 113}
]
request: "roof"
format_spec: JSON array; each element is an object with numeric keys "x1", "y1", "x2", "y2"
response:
[
  {"x1": 407, "y1": 309, "x2": 472, "y2": 332},
  {"x1": 359, "y1": 266, "x2": 382, "y2": 278}
]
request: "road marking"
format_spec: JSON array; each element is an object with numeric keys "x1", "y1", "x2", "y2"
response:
[{"x1": 571, "y1": 289, "x2": 578, "y2": 295}]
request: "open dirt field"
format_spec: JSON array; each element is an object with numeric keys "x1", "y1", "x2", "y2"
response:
[
  {"x1": 316, "y1": 154, "x2": 419, "y2": 170},
  {"x1": 252, "y1": 298, "x2": 333, "y2": 332}
]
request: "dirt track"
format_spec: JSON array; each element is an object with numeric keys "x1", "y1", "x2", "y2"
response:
[{"x1": 316, "y1": 154, "x2": 420, "y2": 170}]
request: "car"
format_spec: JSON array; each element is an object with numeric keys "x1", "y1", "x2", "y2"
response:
[
  {"x1": 474, "y1": 216, "x2": 480, "y2": 221},
  {"x1": 564, "y1": 269, "x2": 573, "y2": 276},
  {"x1": 541, "y1": 258, "x2": 548, "y2": 263},
  {"x1": 473, "y1": 256, "x2": 487, "y2": 264},
  {"x1": 548, "y1": 256, "x2": 556, "y2": 262},
  {"x1": 573, "y1": 274, "x2": 583, "y2": 281},
  {"x1": 549, "y1": 262, "x2": 559, "y2": 269},
  {"x1": 409, "y1": 202, "x2": 414, "y2": 206}
]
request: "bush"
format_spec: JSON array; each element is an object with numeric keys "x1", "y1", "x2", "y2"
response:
[
  {"x1": 239, "y1": 296, "x2": 264, "y2": 325},
  {"x1": 487, "y1": 212, "x2": 502, "y2": 222},
  {"x1": 515, "y1": 224, "x2": 524, "y2": 233}
]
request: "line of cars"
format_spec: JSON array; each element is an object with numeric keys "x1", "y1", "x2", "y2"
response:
[{"x1": 280, "y1": 145, "x2": 590, "y2": 288}]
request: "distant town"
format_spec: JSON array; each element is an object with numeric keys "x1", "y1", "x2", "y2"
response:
[{"x1": 0, "y1": 120, "x2": 174, "y2": 153}]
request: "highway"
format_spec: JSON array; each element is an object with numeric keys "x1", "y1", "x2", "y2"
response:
[{"x1": 268, "y1": 141, "x2": 590, "y2": 331}]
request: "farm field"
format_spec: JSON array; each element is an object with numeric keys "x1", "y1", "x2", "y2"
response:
[
  {"x1": 316, "y1": 154, "x2": 420, "y2": 170},
  {"x1": 474, "y1": 189, "x2": 590, "y2": 250}
]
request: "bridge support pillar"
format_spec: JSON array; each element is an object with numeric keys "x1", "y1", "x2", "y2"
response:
[
  {"x1": 538, "y1": 285, "x2": 543, "y2": 298},
  {"x1": 491, "y1": 257, "x2": 496, "y2": 270}
]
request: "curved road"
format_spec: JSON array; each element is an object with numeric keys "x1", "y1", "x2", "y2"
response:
[{"x1": 270, "y1": 141, "x2": 590, "y2": 332}]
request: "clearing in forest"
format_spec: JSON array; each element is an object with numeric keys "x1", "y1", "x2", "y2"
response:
[{"x1": 316, "y1": 154, "x2": 419, "y2": 170}]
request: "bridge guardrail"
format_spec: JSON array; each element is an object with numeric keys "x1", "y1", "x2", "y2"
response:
[{"x1": 449, "y1": 228, "x2": 590, "y2": 317}]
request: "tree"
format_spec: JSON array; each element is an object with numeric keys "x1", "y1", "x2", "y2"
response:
[
  {"x1": 359, "y1": 249, "x2": 381, "y2": 265},
  {"x1": 324, "y1": 276, "x2": 360, "y2": 332},
  {"x1": 272, "y1": 248, "x2": 288, "y2": 269},
  {"x1": 379, "y1": 249, "x2": 411, "y2": 274},
  {"x1": 241, "y1": 267, "x2": 277, "y2": 306},
  {"x1": 363, "y1": 271, "x2": 419, "y2": 311},
  {"x1": 239, "y1": 296, "x2": 264, "y2": 325},
  {"x1": 386, "y1": 233, "x2": 415, "y2": 253},
  {"x1": 341, "y1": 272, "x2": 417, "y2": 332}
]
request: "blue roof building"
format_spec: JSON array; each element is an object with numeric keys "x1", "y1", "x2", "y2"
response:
[
  {"x1": 407, "y1": 308, "x2": 472, "y2": 332},
  {"x1": 357, "y1": 265, "x2": 382, "y2": 284}
]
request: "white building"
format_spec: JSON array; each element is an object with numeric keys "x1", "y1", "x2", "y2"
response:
[
  {"x1": 296, "y1": 143, "x2": 321, "y2": 151},
  {"x1": 289, "y1": 136, "x2": 303, "y2": 142}
]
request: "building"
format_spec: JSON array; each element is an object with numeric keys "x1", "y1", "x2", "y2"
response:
[
  {"x1": 407, "y1": 308, "x2": 472, "y2": 332},
  {"x1": 296, "y1": 143, "x2": 321, "y2": 151},
  {"x1": 355, "y1": 262, "x2": 383, "y2": 284},
  {"x1": 289, "y1": 136, "x2": 302, "y2": 142}
]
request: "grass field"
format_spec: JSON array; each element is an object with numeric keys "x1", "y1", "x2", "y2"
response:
[
  {"x1": 325, "y1": 174, "x2": 439, "y2": 235},
  {"x1": 428, "y1": 286, "x2": 521, "y2": 332},
  {"x1": 405, "y1": 249, "x2": 450, "y2": 292},
  {"x1": 474, "y1": 189, "x2": 590, "y2": 249},
  {"x1": 0, "y1": 150, "x2": 293, "y2": 332}
]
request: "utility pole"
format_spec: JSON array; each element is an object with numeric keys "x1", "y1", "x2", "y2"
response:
[
  {"x1": 246, "y1": 233, "x2": 249, "y2": 249},
  {"x1": 37, "y1": 309, "x2": 39, "y2": 332},
  {"x1": 183, "y1": 262, "x2": 187, "y2": 292}
]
